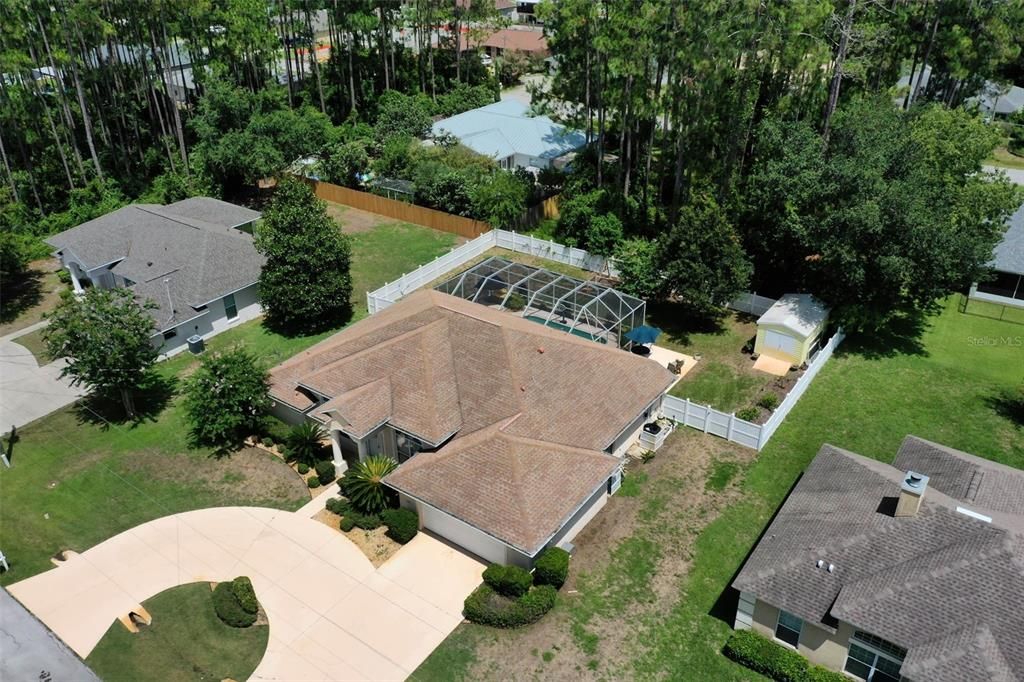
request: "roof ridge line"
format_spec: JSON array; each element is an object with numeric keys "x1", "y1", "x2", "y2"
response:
[
  {"x1": 306, "y1": 317, "x2": 448, "y2": 375},
  {"x1": 135, "y1": 204, "x2": 204, "y2": 230}
]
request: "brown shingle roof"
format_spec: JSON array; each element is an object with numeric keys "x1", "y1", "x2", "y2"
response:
[
  {"x1": 385, "y1": 418, "x2": 619, "y2": 555},
  {"x1": 732, "y1": 440, "x2": 1024, "y2": 682},
  {"x1": 269, "y1": 289, "x2": 674, "y2": 554}
]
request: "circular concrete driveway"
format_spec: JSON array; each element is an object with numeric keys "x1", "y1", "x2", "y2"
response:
[{"x1": 9, "y1": 506, "x2": 485, "y2": 681}]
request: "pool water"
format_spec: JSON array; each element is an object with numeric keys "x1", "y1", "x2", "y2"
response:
[{"x1": 524, "y1": 315, "x2": 607, "y2": 343}]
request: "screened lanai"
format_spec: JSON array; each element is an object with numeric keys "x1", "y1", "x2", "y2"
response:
[{"x1": 435, "y1": 257, "x2": 647, "y2": 347}]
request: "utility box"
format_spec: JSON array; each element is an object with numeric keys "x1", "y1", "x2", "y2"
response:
[{"x1": 187, "y1": 334, "x2": 205, "y2": 355}]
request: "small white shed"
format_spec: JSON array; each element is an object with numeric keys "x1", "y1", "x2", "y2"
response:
[{"x1": 754, "y1": 294, "x2": 830, "y2": 366}]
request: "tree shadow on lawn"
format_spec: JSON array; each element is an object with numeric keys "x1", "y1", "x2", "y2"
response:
[
  {"x1": 985, "y1": 387, "x2": 1024, "y2": 427},
  {"x1": 0, "y1": 269, "x2": 44, "y2": 324},
  {"x1": 835, "y1": 306, "x2": 930, "y2": 360},
  {"x1": 73, "y1": 374, "x2": 177, "y2": 430},
  {"x1": 645, "y1": 301, "x2": 733, "y2": 348}
]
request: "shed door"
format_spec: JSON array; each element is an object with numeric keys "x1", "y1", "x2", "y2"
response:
[
  {"x1": 764, "y1": 330, "x2": 798, "y2": 355},
  {"x1": 419, "y1": 503, "x2": 507, "y2": 564}
]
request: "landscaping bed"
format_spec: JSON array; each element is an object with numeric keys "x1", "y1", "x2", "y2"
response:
[
  {"x1": 85, "y1": 581, "x2": 268, "y2": 682},
  {"x1": 312, "y1": 507, "x2": 402, "y2": 566}
]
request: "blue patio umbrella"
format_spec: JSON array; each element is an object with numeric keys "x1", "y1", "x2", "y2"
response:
[{"x1": 624, "y1": 325, "x2": 662, "y2": 345}]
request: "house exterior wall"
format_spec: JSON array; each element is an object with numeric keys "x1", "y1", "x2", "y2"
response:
[
  {"x1": 404, "y1": 495, "x2": 509, "y2": 565},
  {"x1": 270, "y1": 400, "x2": 308, "y2": 426},
  {"x1": 155, "y1": 284, "x2": 262, "y2": 357},
  {"x1": 754, "y1": 323, "x2": 824, "y2": 366},
  {"x1": 747, "y1": 597, "x2": 856, "y2": 673},
  {"x1": 609, "y1": 395, "x2": 663, "y2": 458}
]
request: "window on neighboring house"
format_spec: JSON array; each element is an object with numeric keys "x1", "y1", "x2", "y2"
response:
[
  {"x1": 844, "y1": 631, "x2": 906, "y2": 682},
  {"x1": 774, "y1": 610, "x2": 802, "y2": 648},
  {"x1": 162, "y1": 329, "x2": 177, "y2": 340},
  {"x1": 223, "y1": 293, "x2": 238, "y2": 320}
]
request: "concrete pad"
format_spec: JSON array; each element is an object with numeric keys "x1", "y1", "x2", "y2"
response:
[
  {"x1": 302, "y1": 617, "x2": 409, "y2": 681},
  {"x1": 9, "y1": 507, "x2": 482, "y2": 680},
  {"x1": 332, "y1": 587, "x2": 444, "y2": 673},
  {"x1": 0, "y1": 327, "x2": 86, "y2": 429},
  {"x1": 753, "y1": 354, "x2": 791, "y2": 376}
]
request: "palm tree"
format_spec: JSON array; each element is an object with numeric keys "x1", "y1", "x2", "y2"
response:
[
  {"x1": 343, "y1": 456, "x2": 398, "y2": 513},
  {"x1": 285, "y1": 421, "x2": 327, "y2": 466}
]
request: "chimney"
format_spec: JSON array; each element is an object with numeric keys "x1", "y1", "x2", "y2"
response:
[{"x1": 895, "y1": 471, "x2": 929, "y2": 517}]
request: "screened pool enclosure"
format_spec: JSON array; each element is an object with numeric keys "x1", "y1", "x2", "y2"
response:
[{"x1": 435, "y1": 257, "x2": 647, "y2": 347}]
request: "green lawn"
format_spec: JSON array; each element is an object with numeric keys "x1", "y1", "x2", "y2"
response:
[
  {"x1": 86, "y1": 582, "x2": 268, "y2": 682},
  {"x1": 986, "y1": 145, "x2": 1024, "y2": 170},
  {"x1": 347, "y1": 221, "x2": 458, "y2": 314},
  {"x1": 670, "y1": 361, "x2": 763, "y2": 413},
  {"x1": 415, "y1": 296, "x2": 1023, "y2": 679},
  {"x1": 10, "y1": 327, "x2": 51, "y2": 365}
]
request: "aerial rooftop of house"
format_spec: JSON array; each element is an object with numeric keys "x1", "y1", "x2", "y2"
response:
[
  {"x1": 269, "y1": 289, "x2": 674, "y2": 556},
  {"x1": 45, "y1": 198, "x2": 262, "y2": 331},
  {"x1": 992, "y1": 202, "x2": 1024, "y2": 276},
  {"x1": 431, "y1": 100, "x2": 585, "y2": 166},
  {"x1": 733, "y1": 436, "x2": 1024, "y2": 682}
]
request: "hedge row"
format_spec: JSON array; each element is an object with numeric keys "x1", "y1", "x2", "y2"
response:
[
  {"x1": 463, "y1": 584, "x2": 557, "y2": 628},
  {"x1": 213, "y1": 577, "x2": 259, "y2": 628},
  {"x1": 723, "y1": 630, "x2": 848, "y2": 682},
  {"x1": 533, "y1": 547, "x2": 569, "y2": 589},
  {"x1": 381, "y1": 508, "x2": 418, "y2": 544},
  {"x1": 483, "y1": 564, "x2": 533, "y2": 598}
]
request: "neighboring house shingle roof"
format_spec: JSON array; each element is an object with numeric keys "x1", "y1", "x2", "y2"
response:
[
  {"x1": 756, "y1": 293, "x2": 829, "y2": 338},
  {"x1": 732, "y1": 437, "x2": 1024, "y2": 682},
  {"x1": 991, "y1": 202, "x2": 1024, "y2": 276},
  {"x1": 432, "y1": 100, "x2": 586, "y2": 163},
  {"x1": 461, "y1": 28, "x2": 548, "y2": 54},
  {"x1": 269, "y1": 289, "x2": 674, "y2": 554},
  {"x1": 45, "y1": 199, "x2": 262, "y2": 332}
]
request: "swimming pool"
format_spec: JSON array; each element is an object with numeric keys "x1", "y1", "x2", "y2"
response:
[{"x1": 524, "y1": 315, "x2": 607, "y2": 343}]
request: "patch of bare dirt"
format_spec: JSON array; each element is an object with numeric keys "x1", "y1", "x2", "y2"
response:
[
  {"x1": 312, "y1": 508, "x2": 402, "y2": 566},
  {"x1": 452, "y1": 430, "x2": 756, "y2": 680},
  {"x1": 325, "y1": 203, "x2": 394, "y2": 234},
  {"x1": 117, "y1": 447, "x2": 309, "y2": 505}
]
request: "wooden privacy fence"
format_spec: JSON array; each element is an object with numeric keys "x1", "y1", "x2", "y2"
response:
[
  {"x1": 308, "y1": 180, "x2": 491, "y2": 239},
  {"x1": 663, "y1": 328, "x2": 845, "y2": 451}
]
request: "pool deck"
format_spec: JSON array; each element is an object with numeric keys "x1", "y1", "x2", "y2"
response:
[{"x1": 647, "y1": 345, "x2": 697, "y2": 390}]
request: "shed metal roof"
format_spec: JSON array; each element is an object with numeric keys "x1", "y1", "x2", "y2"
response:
[{"x1": 757, "y1": 294, "x2": 829, "y2": 338}]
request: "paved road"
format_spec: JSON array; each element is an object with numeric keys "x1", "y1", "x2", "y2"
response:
[
  {"x1": 1, "y1": 587, "x2": 100, "y2": 682},
  {"x1": 9, "y1": 506, "x2": 484, "y2": 681},
  {"x1": 984, "y1": 164, "x2": 1024, "y2": 185},
  {"x1": 0, "y1": 322, "x2": 84, "y2": 430}
]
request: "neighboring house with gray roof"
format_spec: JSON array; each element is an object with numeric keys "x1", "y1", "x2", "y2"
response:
[
  {"x1": 430, "y1": 100, "x2": 585, "y2": 171},
  {"x1": 46, "y1": 197, "x2": 263, "y2": 356},
  {"x1": 970, "y1": 202, "x2": 1024, "y2": 309},
  {"x1": 732, "y1": 436, "x2": 1024, "y2": 682}
]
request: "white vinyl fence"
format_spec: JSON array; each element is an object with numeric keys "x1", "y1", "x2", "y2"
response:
[
  {"x1": 728, "y1": 292, "x2": 777, "y2": 316},
  {"x1": 663, "y1": 328, "x2": 845, "y2": 451},
  {"x1": 367, "y1": 229, "x2": 617, "y2": 313}
]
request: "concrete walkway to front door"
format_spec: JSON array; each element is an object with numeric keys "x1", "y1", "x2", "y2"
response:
[{"x1": 8, "y1": 506, "x2": 484, "y2": 681}]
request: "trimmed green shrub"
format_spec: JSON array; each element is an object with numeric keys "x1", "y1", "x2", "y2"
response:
[
  {"x1": 297, "y1": 462, "x2": 309, "y2": 475},
  {"x1": 346, "y1": 511, "x2": 382, "y2": 530},
  {"x1": 263, "y1": 437, "x2": 275, "y2": 447},
  {"x1": 381, "y1": 508, "x2": 419, "y2": 544},
  {"x1": 463, "y1": 584, "x2": 557, "y2": 628},
  {"x1": 340, "y1": 515, "x2": 356, "y2": 532},
  {"x1": 213, "y1": 578, "x2": 258, "y2": 628},
  {"x1": 533, "y1": 547, "x2": 570, "y2": 589},
  {"x1": 315, "y1": 460, "x2": 336, "y2": 484},
  {"x1": 483, "y1": 564, "x2": 533, "y2": 598},
  {"x1": 231, "y1": 576, "x2": 258, "y2": 614},
  {"x1": 308, "y1": 476, "x2": 321, "y2": 488},
  {"x1": 722, "y1": 629, "x2": 846, "y2": 682},
  {"x1": 342, "y1": 455, "x2": 399, "y2": 513},
  {"x1": 757, "y1": 393, "x2": 780, "y2": 410},
  {"x1": 737, "y1": 406, "x2": 759, "y2": 421},
  {"x1": 326, "y1": 496, "x2": 349, "y2": 515}
]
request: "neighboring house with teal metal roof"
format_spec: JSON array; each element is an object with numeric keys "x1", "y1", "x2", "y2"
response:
[{"x1": 430, "y1": 100, "x2": 586, "y2": 171}]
